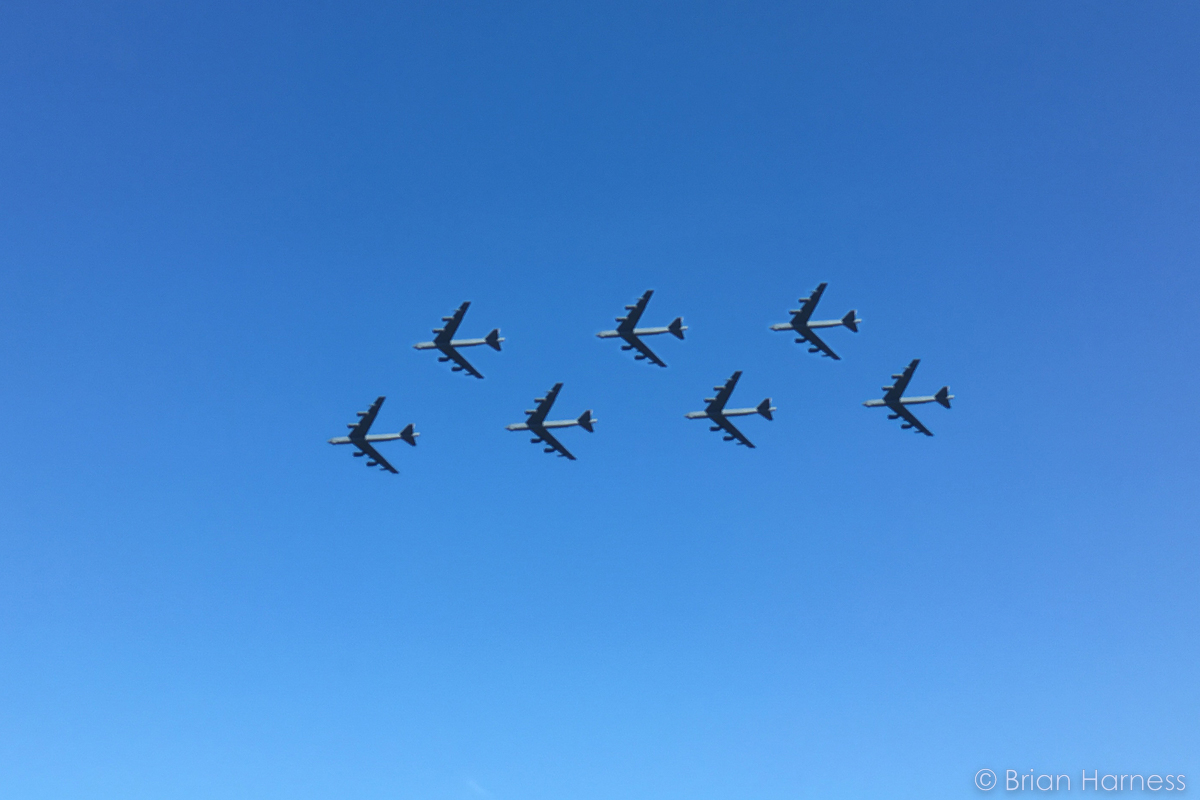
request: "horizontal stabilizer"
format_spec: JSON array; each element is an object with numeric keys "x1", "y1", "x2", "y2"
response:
[
  {"x1": 757, "y1": 398, "x2": 774, "y2": 420},
  {"x1": 486, "y1": 328, "x2": 503, "y2": 351},
  {"x1": 577, "y1": 410, "x2": 595, "y2": 432},
  {"x1": 400, "y1": 423, "x2": 418, "y2": 446},
  {"x1": 935, "y1": 386, "x2": 953, "y2": 408},
  {"x1": 668, "y1": 317, "x2": 686, "y2": 340},
  {"x1": 842, "y1": 310, "x2": 859, "y2": 332}
]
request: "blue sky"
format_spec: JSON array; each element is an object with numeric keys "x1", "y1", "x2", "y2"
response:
[{"x1": 1, "y1": 2, "x2": 1198, "y2": 798}]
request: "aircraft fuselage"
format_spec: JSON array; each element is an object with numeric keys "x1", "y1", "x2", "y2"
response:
[
  {"x1": 862, "y1": 395, "x2": 948, "y2": 408},
  {"x1": 505, "y1": 419, "x2": 586, "y2": 431},
  {"x1": 596, "y1": 326, "x2": 679, "y2": 339},
  {"x1": 328, "y1": 432, "x2": 412, "y2": 445},
  {"x1": 685, "y1": 406, "x2": 767, "y2": 419},
  {"x1": 413, "y1": 337, "x2": 495, "y2": 350},
  {"x1": 769, "y1": 316, "x2": 860, "y2": 332}
]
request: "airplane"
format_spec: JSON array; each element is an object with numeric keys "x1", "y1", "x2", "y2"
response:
[
  {"x1": 596, "y1": 289, "x2": 686, "y2": 367},
  {"x1": 505, "y1": 382, "x2": 595, "y2": 460},
  {"x1": 413, "y1": 301, "x2": 503, "y2": 379},
  {"x1": 685, "y1": 370, "x2": 775, "y2": 448},
  {"x1": 770, "y1": 282, "x2": 861, "y2": 360},
  {"x1": 863, "y1": 359, "x2": 953, "y2": 436},
  {"x1": 328, "y1": 396, "x2": 418, "y2": 473}
]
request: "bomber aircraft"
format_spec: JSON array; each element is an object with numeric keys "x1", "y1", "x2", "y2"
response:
[
  {"x1": 413, "y1": 301, "x2": 503, "y2": 379},
  {"x1": 596, "y1": 289, "x2": 686, "y2": 367},
  {"x1": 771, "y1": 282, "x2": 861, "y2": 360},
  {"x1": 863, "y1": 359, "x2": 953, "y2": 436},
  {"x1": 328, "y1": 396, "x2": 418, "y2": 474},
  {"x1": 685, "y1": 370, "x2": 775, "y2": 448},
  {"x1": 506, "y1": 382, "x2": 595, "y2": 460}
]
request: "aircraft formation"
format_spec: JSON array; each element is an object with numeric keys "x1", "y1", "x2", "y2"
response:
[{"x1": 328, "y1": 283, "x2": 954, "y2": 472}]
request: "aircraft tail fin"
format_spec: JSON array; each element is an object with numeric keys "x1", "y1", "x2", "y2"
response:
[
  {"x1": 400, "y1": 424, "x2": 419, "y2": 446},
  {"x1": 485, "y1": 329, "x2": 503, "y2": 351},
  {"x1": 757, "y1": 398, "x2": 774, "y2": 420},
  {"x1": 842, "y1": 310, "x2": 859, "y2": 332},
  {"x1": 577, "y1": 410, "x2": 595, "y2": 432},
  {"x1": 935, "y1": 386, "x2": 952, "y2": 409},
  {"x1": 668, "y1": 317, "x2": 686, "y2": 340}
]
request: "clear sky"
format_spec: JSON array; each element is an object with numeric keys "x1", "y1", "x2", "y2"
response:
[{"x1": 1, "y1": 2, "x2": 1197, "y2": 798}]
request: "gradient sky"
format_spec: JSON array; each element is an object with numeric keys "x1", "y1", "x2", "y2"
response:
[{"x1": 1, "y1": 2, "x2": 1198, "y2": 799}]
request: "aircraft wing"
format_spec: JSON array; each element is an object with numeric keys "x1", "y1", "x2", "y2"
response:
[
  {"x1": 791, "y1": 282, "x2": 827, "y2": 325},
  {"x1": 885, "y1": 359, "x2": 920, "y2": 403},
  {"x1": 354, "y1": 439, "x2": 399, "y2": 472},
  {"x1": 712, "y1": 413, "x2": 755, "y2": 448},
  {"x1": 887, "y1": 400, "x2": 933, "y2": 437},
  {"x1": 434, "y1": 302, "x2": 470, "y2": 342},
  {"x1": 527, "y1": 383, "x2": 562, "y2": 425},
  {"x1": 439, "y1": 343, "x2": 483, "y2": 379},
  {"x1": 622, "y1": 333, "x2": 666, "y2": 367},
  {"x1": 798, "y1": 326, "x2": 840, "y2": 360},
  {"x1": 531, "y1": 424, "x2": 575, "y2": 460},
  {"x1": 617, "y1": 290, "x2": 652, "y2": 331},
  {"x1": 708, "y1": 370, "x2": 742, "y2": 412},
  {"x1": 348, "y1": 396, "x2": 385, "y2": 438}
]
